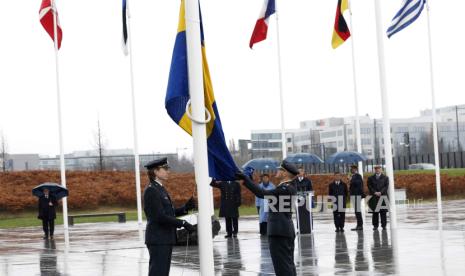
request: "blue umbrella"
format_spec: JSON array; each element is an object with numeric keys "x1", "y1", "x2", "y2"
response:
[
  {"x1": 326, "y1": 151, "x2": 367, "y2": 164},
  {"x1": 242, "y1": 158, "x2": 279, "y2": 171},
  {"x1": 285, "y1": 153, "x2": 323, "y2": 164},
  {"x1": 32, "y1": 183, "x2": 69, "y2": 200}
]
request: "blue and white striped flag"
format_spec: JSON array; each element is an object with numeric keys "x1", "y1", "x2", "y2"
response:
[{"x1": 387, "y1": 0, "x2": 426, "y2": 38}]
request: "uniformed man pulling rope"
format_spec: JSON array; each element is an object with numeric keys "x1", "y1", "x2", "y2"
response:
[
  {"x1": 236, "y1": 160, "x2": 299, "y2": 276},
  {"x1": 143, "y1": 157, "x2": 196, "y2": 276}
]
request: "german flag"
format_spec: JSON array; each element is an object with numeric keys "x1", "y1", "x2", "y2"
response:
[{"x1": 331, "y1": 0, "x2": 351, "y2": 49}]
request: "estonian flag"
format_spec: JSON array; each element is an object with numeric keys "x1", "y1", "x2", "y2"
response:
[
  {"x1": 122, "y1": 0, "x2": 128, "y2": 55},
  {"x1": 249, "y1": 0, "x2": 276, "y2": 49},
  {"x1": 165, "y1": 0, "x2": 238, "y2": 181},
  {"x1": 331, "y1": 0, "x2": 351, "y2": 49},
  {"x1": 39, "y1": 0, "x2": 63, "y2": 49}
]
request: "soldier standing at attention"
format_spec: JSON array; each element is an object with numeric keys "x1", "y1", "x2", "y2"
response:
[
  {"x1": 143, "y1": 157, "x2": 196, "y2": 276},
  {"x1": 210, "y1": 180, "x2": 242, "y2": 238},
  {"x1": 349, "y1": 165, "x2": 365, "y2": 231},
  {"x1": 237, "y1": 160, "x2": 298, "y2": 276}
]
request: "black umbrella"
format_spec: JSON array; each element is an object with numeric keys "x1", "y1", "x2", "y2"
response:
[{"x1": 32, "y1": 183, "x2": 69, "y2": 200}]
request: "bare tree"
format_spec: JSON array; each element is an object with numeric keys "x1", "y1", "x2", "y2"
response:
[
  {"x1": 0, "y1": 132, "x2": 8, "y2": 172},
  {"x1": 228, "y1": 139, "x2": 237, "y2": 154},
  {"x1": 94, "y1": 119, "x2": 107, "y2": 171}
]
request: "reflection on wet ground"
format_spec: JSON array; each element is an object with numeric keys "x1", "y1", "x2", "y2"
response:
[{"x1": 1, "y1": 200, "x2": 465, "y2": 275}]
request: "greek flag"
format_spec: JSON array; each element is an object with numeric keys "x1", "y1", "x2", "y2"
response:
[{"x1": 387, "y1": 0, "x2": 426, "y2": 38}]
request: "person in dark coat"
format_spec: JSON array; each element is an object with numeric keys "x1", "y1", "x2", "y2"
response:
[
  {"x1": 292, "y1": 167, "x2": 314, "y2": 234},
  {"x1": 38, "y1": 188, "x2": 58, "y2": 239},
  {"x1": 143, "y1": 158, "x2": 196, "y2": 276},
  {"x1": 367, "y1": 165, "x2": 389, "y2": 230},
  {"x1": 210, "y1": 180, "x2": 241, "y2": 238},
  {"x1": 328, "y1": 172, "x2": 348, "y2": 232},
  {"x1": 349, "y1": 165, "x2": 365, "y2": 231},
  {"x1": 292, "y1": 167, "x2": 313, "y2": 192},
  {"x1": 237, "y1": 160, "x2": 298, "y2": 276}
]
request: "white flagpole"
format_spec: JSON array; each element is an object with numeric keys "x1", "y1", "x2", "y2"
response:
[
  {"x1": 275, "y1": 0, "x2": 287, "y2": 159},
  {"x1": 125, "y1": 1, "x2": 143, "y2": 226},
  {"x1": 425, "y1": 1, "x2": 443, "y2": 229},
  {"x1": 51, "y1": 0, "x2": 69, "y2": 231},
  {"x1": 373, "y1": 0, "x2": 397, "y2": 229},
  {"x1": 347, "y1": 1, "x2": 366, "y2": 222},
  {"x1": 185, "y1": 0, "x2": 215, "y2": 274}
]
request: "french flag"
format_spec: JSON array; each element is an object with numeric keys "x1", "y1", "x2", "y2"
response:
[{"x1": 249, "y1": 0, "x2": 275, "y2": 49}]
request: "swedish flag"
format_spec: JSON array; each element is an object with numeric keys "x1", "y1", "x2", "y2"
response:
[{"x1": 165, "y1": 0, "x2": 238, "y2": 181}]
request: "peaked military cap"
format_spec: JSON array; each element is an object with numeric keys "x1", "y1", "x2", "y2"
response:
[
  {"x1": 278, "y1": 160, "x2": 299, "y2": 176},
  {"x1": 144, "y1": 157, "x2": 170, "y2": 170}
]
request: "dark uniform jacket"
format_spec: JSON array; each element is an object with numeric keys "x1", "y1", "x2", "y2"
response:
[
  {"x1": 210, "y1": 181, "x2": 241, "y2": 218},
  {"x1": 38, "y1": 195, "x2": 57, "y2": 220},
  {"x1": 367, "y1": 174, "x2": 389, "y2": 196},
  {"x1": 329, "y1": 181, "x2": 348, "y2": 209},
  {"x1": 243, "y1": 177, "x2": 297, "y2": 238},
  {"x1": 367, "y1": 174, "x2": 389, "y2": 211},
  {"x1": 292, "y1": 177, "x2": 313, "y2": 193},
  {"x1": 349, "y1": 173, "x2": 365, "y2": 197},
  {"x1": 143, "y1": 180, "x2": 188, "y2": 245}
]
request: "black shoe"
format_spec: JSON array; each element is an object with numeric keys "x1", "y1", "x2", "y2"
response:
[
  {"x1": 43, "y1": 236, "x2": 49, "y2": 240},
  {"x1": 351, "y1": 227, "x2": 363, "y2": 231},
  {"x1": 382, "y1": 227, "x2": 387, "y2": 231},
  {"x1": 373, "y1": 227, "x2": 378, "y2": 231},
  {"x1": 50, "y1": 236, "x2": 54, "y2": 240},
  {"x1": 340, "y1": 228, "x2": 345, "y2": 232},
  {"x1": 335, "y1": 229, "x2": 340, "y2": 232},
  {"x1": 224, "y1": 234, "x2": 232, "y2": 238},
  {"x1": 233, "y1": 233, "x2": 237, "y2": 238}
]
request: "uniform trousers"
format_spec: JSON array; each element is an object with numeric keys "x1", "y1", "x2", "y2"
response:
[
  {"x1": 268, "y1": 236, "x2": 296, "y2": 276},
  {"x1": 147, "y1": 245, "x2": 173, "y2": 276},
  {"x1": 225, "y1": 217, "x2": 238, "y2": 235}
]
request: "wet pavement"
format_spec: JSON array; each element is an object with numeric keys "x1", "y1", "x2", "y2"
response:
[{"x1": 1, "y1": 200, "x2": 465, "y2": 275}]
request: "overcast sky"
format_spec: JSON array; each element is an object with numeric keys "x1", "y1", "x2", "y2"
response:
[{"x1": 0, "y1": 0, "x2": 464, "y2": 156}]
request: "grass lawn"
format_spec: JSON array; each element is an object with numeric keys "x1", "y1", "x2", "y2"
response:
[
  {"x1": 0, "y1": 206, "x2": 259, "y2": 229},
  {"x1": 395, "y1": 168, "x2": 465, "y2": 177}
]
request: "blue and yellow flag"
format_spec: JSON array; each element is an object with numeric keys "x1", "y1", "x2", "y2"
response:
[{"x1": 165, "y1": 0, "x2": 238, "y2": 181}]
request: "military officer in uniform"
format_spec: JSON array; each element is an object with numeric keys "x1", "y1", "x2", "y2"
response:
[
  {"x1": 349, "y1": 165, "x2": 365, "y2": 231},
  {"x1": 143, "y1": 158, "x2": 196, "y2": 276},
  {"x1": 367, "y1": 165, "x2": 389, "y2": 230},
  {"x1": 210, "y1": 180, "x2": 241, "y2": 238},
  {"x1": 236, "y1": 160, "x2": 298, "y2": 276}
]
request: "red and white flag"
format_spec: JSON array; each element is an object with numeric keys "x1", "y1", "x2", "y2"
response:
[
  {"x1": 249, "y1": 0, "x2": 275, "y2": 49},
  {"x1": 39, "y1": 0, "x2": 62, "y2": 49}
]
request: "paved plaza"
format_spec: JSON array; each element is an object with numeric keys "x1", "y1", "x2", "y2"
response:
[{"x1": 1, "y1": 200, "x2": 465, "y2": 275}]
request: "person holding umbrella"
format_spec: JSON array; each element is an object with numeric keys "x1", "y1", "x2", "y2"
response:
[
  {"x1": 33, "y1": 183, "x2": 68, "y2": 240},
  {"x1": 37, "y1": 188, "x2": 58, "y2": 239}
]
